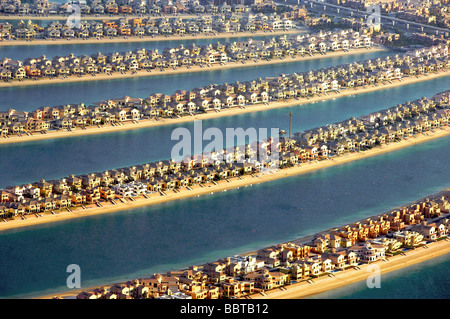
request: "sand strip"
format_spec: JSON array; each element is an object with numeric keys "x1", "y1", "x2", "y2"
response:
[
  {"x1": 0, "y1": 47, "x2": 385, "y2": 88},
  {"x1": 1, "y1": 126, "x2": 449, "y2": 233},
  {"x1": 2, "y1": 69, "x2": 449, "y2": 146}
]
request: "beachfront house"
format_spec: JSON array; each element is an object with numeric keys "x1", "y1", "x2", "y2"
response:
[{"x1": 348, "y1": 242, "x2": 385, "y2": 263}]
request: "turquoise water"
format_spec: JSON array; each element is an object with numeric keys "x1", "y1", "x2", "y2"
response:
[{"x1": 0, "y1": 44, "x2": 449, "y2": 299}]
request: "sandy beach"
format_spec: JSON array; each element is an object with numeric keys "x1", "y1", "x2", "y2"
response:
[
  {"x1": 0, "y1": 47, "x2": 384, "y2": 88},
  {"x1": 35, "y1": 203, "x2": 450, "y2": 299},
  {"x1": 1, "y1": 125, "x2": 449, "y2": 233},
  {"x1": 2, "y1": 69, "x2": 449, "y2": 146},
  {"x1": 250, "y1": 239, "x2": 450, "y2": 299},
  {"x1": 0, "y1": 29, "x2": 302, "y2": 47}
]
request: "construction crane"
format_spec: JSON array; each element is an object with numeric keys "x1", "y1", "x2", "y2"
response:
[{"x1": 287, "y1": 110, "x2": 293, "y2": 138}]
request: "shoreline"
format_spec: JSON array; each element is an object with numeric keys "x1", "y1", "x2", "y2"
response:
[
  {"x1": 0, "y1": 29, "x2": 302, "y2": 47},
  {"x1": 37, "y1": 244, "x2": 450, "y2": 300},
  {"x1": 2, "y1": 69, "x2": 449, "y2": 146},
  {"x1": 0, "y1": 47, "x2": 385, "y2": 88},
  {"x1": 250, "y1": 240, "x2": 450, "y2": 299},
  {"x1": 1, "y1": 126, "x2": 449, "y2": 234},
  {"x1": 34, "y1": 192, "x2": 450, "y2": 299}
]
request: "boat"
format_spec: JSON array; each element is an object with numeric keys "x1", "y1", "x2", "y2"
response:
[{"x1": 279, "y1": 129, "x2": 287, "y2": 135}]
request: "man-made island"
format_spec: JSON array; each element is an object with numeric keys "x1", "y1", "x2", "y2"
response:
[
  {"x1": 1, "y1": 44, "x2": 448, "y2": 144},
  {"x1": 1, "y1": 89, "x2": 449, "y2": 232},
  {"x1": 0, "y1": 0, "x2": 299, "y2": 23},
  {"x1": 45, "y1": 187, "x2": 450, "y2": 299},
  {"x1": 0, "y1": 11, "x2": 299, "y2": 46}
]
